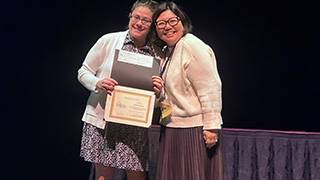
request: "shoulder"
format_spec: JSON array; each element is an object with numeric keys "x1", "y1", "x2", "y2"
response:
[
  {"x1": 181, "y1": 34, "x2": 206, "y2": 47},
  {"x1": 92, "y1": 30, "x2": 128, "y2": 48},
  {"x1": 99, "y1": 30, "x2": 128, "y2": 42},
  {"x1": 179, "y1": 33, "x2": 212, "y2": 54}
]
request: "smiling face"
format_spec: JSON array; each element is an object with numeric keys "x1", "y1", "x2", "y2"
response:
[
  {"x1": 155, "y1": 10, "x2": 185, "y2": 47},
  {"x1": 128, "y1": 6, "x2": 153, "y2": 45}
]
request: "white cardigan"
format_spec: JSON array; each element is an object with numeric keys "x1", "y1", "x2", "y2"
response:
[
  {"x1": 162, "y1": 33, "x2": 223, "y2": 130},
  {"x1": 78, "y1": 30, "x2": 128, "y2": 129}
]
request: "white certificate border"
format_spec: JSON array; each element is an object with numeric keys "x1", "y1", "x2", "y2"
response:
[{"x1": 104, "y1": 86, "x2": 155, "y2": 128}]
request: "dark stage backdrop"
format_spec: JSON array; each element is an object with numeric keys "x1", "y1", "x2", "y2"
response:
[{"x1": 2, "y1": 0, "x2": 318, "y2": 179}]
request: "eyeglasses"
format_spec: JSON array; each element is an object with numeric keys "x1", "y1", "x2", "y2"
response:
[
  {"x1": 155, "y1": 17, "x2": 180, "y2": 29},
  {"x1": 129, "y1": 14, "x2": 152, "y2": 26}
]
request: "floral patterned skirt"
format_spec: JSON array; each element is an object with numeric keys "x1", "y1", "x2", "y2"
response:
[{"x1": 80, "y1": 122, "x2": 149, "y2": 171}]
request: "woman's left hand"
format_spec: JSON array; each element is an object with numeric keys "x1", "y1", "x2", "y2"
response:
[
  {"x1": 152, "y1": 76, "x2": 164, "y2": 98},
  {"x1": 203, "y1": 130, "x2": 219, "y2": 149}
]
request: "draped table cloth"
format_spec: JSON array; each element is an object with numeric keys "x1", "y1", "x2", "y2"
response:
[{"x1": 90, "y1": 126, "x2": 320, "y2": 180}]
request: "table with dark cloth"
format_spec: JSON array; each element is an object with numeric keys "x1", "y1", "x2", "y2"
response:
[
  {"x1": 89, "y1": 126, "x2": 320, "y2": 180},
  {"x1": 222, "y1": 128, "x2": 320, "y2": 180}
]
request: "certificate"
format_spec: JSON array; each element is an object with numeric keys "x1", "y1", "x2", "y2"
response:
[{"x1": 104, "y1": 85, "x2": 155, "y2": 128}]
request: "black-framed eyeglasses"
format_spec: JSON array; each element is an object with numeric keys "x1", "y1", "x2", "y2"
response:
[
  {"x1": 155, "y1": 17, "x2": 180, "y2": 29},
  {"x1": 129, "y1": 14, "x2": 152, "y2": 26}
]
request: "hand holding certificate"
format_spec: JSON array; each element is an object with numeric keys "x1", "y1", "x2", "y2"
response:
[
  {"x1": 104, "y1": 49, "x2": 160, "y2": 128},
  {"x1": 105, "y1": 86, "x2": 155, "y2": 128}
]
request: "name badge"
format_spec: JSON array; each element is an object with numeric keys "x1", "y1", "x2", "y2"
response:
[{"x1": 160, "y1": 101, "x2": 172, "y2": 126}]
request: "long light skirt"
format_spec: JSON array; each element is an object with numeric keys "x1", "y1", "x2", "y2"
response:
[{"x1": 155, "y1": 126, "x2": 224, "y2": 180}]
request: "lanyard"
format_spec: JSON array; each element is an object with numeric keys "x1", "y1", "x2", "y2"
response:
[
  {"x1": 160, "y1": 46, "x2": 175, "y2": 78},
  {"x1": 160, "y1": 58, "x2": 170, "y2": 77}
]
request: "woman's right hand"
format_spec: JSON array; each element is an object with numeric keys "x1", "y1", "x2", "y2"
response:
[
  {"x1": 203, "y1": 130, "x2": 219, "y2": 149},
  {"x1": 96, "y1": 78, "x2": 118, "y2": 95}
]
